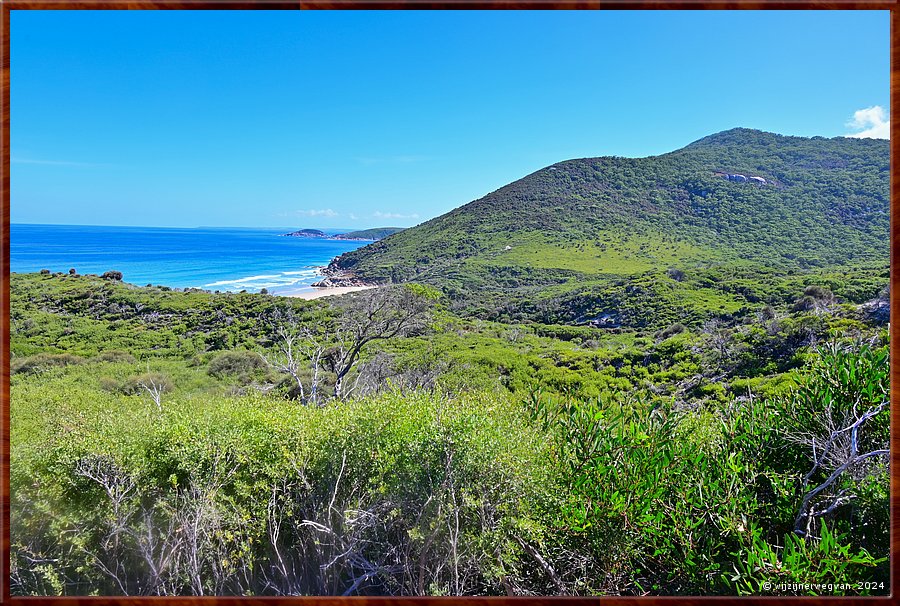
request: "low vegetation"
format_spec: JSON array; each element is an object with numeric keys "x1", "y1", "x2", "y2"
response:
[{"x1": 10, "y1": 266, "x2": 889, "y2": 596}]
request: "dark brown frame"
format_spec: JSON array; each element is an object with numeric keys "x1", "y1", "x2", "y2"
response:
[{"x1": 1, "y1": 2, "x2": 897, "y2": 603}]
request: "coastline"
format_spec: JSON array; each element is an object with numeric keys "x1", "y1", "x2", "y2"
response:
[
  {"x1": 10, "y1": 224, "x2": 372, "y2": 295},
  {"x1": 283, "y1": 285, "x2": 378, "y2": 300},
  {"x1": 274, "y1": 265, "x2": 381, "y2": 299}
]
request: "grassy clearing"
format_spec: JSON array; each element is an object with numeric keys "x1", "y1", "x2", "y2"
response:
[{"x1": 486, "y1": 233, "x2": 716, "y2": 275}]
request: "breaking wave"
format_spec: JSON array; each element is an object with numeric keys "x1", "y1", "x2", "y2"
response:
[{"x1": 203, "y1": 267, "x2": 323, "y2": 293}]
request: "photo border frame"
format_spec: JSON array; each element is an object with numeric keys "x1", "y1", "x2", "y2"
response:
[{"x1": 0, "y1": 2, "x2": 896, "y2": 603}]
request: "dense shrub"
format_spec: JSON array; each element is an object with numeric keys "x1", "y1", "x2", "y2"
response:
[
  {"x1": 11, "y1": 391, "x2": 555, "y2": 596},
  {"x1": 525, "y1": 343, "x2": 889, "y2": 595},
  {"x1": 207, "y1": 350, "x2": 267, "y2": 379},
  {"x1": 120, "y1": 372, "x2": 174, "y2": 396},
  {"x1": 11, "y1": 353, "x2": 84, "y2": 375},
  {"x1": 96, "y1": 350, "x2": 136, "y2": 364}
]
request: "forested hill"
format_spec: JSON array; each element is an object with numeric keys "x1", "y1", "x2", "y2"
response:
[
  {"x1": 334, "y1": 227, "x2": 405, "y2": 241},
  {"x1": 326, "y1": 129, "x2": 888, "y2": 325}
]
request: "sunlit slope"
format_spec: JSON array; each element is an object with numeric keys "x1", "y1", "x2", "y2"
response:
[{"x1": 328, "y1": 129, "x2": 888, "y2": 324}]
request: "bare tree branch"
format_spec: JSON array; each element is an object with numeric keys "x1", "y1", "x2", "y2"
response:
[{"x1": 794, "y1": 401, "x2": 889, "y2": 537}]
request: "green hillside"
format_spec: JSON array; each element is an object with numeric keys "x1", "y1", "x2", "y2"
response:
[
  {"x1": 328, "y1": 129, "x2": 888, "y2": 325},
  {"x1": 335, "y1": 227, "x2": 405, "y2": 241}
]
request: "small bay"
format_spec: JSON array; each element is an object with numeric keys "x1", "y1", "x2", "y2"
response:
[{"x1": 10, "y1": 223, "x2": 370, "y2": 295}]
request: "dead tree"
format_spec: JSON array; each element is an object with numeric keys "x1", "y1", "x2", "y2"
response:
[
  {"x1": 793, "y1": 400, "x2": 889, "y2": 538},
  {"x1": 138, "y1": 375, "x2": 167, "y2": 411},
  {"x1": 264, "y1": 287, "x2": 432, "y2": 404},
  {"x1": 790, "y1": 344, "x2": 890, "y2": 539},
  {"x1": 262, "y1": 308, "x2": 329, "y2": 406},
  {"x1": 325, "y1": 287, "x2": 432, "y2": 400}
]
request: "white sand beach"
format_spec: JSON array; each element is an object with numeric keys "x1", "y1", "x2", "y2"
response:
[{"x1": 286, "y1": 285, "x2": 378, "y2": 300}]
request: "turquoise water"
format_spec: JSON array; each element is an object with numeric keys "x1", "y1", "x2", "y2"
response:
[{"x1": 10, "y1": 224, "x2": 371, "y2": 295}]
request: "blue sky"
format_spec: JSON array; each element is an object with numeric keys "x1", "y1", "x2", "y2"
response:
[{"x1": 12, "y1": 10, "x2": 889, "y2": 229}]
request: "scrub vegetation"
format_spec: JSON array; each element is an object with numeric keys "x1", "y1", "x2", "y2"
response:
[{"x1": 10, "y1": 129, "x2": 890, "y2": 596}]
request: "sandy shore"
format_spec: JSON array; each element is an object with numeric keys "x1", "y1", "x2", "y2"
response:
[{"x1": 285, "y1": 285, "x2": 378, "y2": 300}]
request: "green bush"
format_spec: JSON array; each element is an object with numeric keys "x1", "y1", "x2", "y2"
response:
[
  {"x1": 96, "y1": 350, "x2": 136, "y2": 364},
  {"x1": 524, "y1": 342, "x2": 889, "y2": 595},
  {"x1": 11, "y1": 353, "x2": 84, "y2": 375},
  {"x1": 207, "y1": 350, "x2": 267, "y2": 379},
  {"x1": 12, "y1": 390, "x2": 556, "y2": 596},
  {"x1": 120, "y1": 372, "x2": 173, "y2": 396},
  {"x1": 731, "y1": 522, "x2": 885, "y2": 595}
]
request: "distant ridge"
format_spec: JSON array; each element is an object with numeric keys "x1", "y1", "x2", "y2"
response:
[
  {"x1": 281, "y1": 227, "x2": 405, "y2": 241},
  {"x1": 334, "y1": 227, "x2": 405, "y2": 241},
  {"x1": 281, "y1": 228, "x2": 328, "y2": 238}
]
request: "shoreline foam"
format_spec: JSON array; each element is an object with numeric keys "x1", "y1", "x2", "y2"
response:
[{"x1": 283, "y1": 285, "x2": 378, "y2": 300}]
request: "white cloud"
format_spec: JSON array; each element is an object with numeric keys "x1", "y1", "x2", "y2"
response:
[
  {"x1": 845, "y1": 105, "x2": 890, "y2": 139},
  {"x1": 373, "y1": 211, "x2": 419, "y2": 220},
  {"x1": 291, "y1": 209, "x2": 338, "y2": 218}
]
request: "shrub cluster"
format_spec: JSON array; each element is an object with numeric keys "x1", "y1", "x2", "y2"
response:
[
  {"x1": 12, "y1": 391, "x2": 555, "y2": 596},
  {"x1": 11, "y1": 353, "x2": 85, "y2": 375},
  {"x1": 207, "y1": 350, "x2": 267, "y2": 380}
]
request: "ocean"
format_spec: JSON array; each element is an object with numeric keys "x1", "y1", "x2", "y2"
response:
[{"x1": 10, "y1": 224, "x2": 371, "y2": 295}]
